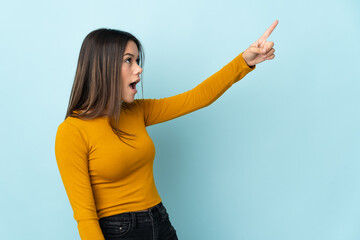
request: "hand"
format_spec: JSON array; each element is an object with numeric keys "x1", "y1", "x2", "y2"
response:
[{"x1": 242, "y1": 20, "x2": 279, "y2": 67}]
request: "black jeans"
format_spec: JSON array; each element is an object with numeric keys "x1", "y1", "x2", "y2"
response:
[{"x1": 99, "y1": 202, "x2": 178, "y2": 240}]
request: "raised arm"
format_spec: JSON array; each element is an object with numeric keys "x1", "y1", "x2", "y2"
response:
[
  {"x1": 141, "y1": 52, "x2": 255, "y2": 127},
  {"x1": 141, "y1": 20, "x2": 278, "y2": 127},
  {"x1": 55, "y1": 122, "x2": 105, "y2": 240}
]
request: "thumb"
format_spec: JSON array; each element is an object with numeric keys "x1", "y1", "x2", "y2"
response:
[{"x1": 249, "y1": 46, "x2": 266, "y2": 54}]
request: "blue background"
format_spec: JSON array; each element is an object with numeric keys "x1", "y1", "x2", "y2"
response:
[{"x1": 1, "y1": 0, "x2": 359, "y2": 239}]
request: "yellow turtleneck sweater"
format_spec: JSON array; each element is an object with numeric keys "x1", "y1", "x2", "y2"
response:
[{"x1": 55, "y1": 52, "x2": 255, "y2": 239}]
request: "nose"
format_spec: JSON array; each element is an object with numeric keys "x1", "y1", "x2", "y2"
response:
[{"x1": 135, "y1": 65, "x2": 143, "y2": 76}]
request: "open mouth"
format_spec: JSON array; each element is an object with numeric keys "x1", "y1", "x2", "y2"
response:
[
  {"x1": 129, "y1": 82, "x2": 136, "y2": 90},
  {"x1": 129, "y1": 81, "x2": 139, "y2": 93}
]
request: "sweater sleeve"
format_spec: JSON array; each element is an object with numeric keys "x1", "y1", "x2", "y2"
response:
[
  {"x1": 141, "y1": 52, "x2": 256, "y2": 127},
  {"x1": 55, "y1": 121, "x2": 105, "y2": 240}
]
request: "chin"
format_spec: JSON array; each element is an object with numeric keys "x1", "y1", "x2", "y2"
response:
[{"x1": 122, "y1": 97, "x2": 135, "y2": 104}]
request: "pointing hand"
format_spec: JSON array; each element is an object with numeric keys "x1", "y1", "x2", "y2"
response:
[{"x1": 242, "y1": 20, "x2": 279, "y2": 67}]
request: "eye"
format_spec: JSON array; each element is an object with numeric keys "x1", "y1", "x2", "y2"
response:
[
  {"x1": 125, "y1": 58, "x2": 132, "y2": 64},
  {"x1": 136, "y1": 58, "x2": 140, "y2": 65}
]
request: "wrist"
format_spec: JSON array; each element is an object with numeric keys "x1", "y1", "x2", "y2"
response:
[{"x1": 242, "y1": 52, "x2": 255, "y2": 68}]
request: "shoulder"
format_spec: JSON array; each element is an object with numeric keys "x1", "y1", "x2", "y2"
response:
[
  {"x1": 57, "y1": 116, "x2": 84, "y2": 131},
  {"x1": 56, "y1": 119, "x2": 83, "y2": 139},
  {"x1": 56, "y1": 116, "x2": 93, "y2": 143},
  {"x1": 55, "y1": 118, "x2": 91, "y2": 151}
]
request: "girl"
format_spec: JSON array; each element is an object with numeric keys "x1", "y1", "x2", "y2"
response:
[{"x1": 55, "y1": 20, "x2": 278, "y2": 240}]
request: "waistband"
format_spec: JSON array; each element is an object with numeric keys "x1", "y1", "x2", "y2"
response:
[{"x1": 99, "y1": 202, "x2": 165, "y2": 221}]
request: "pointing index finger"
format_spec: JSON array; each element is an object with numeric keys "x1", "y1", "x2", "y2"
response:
[{"x1": 259, "y1": 20, "x2": 279, "y2": 43}]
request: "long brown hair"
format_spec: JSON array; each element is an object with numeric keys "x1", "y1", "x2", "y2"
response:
[{"x1": 65, "y1": 28, "x2": 144, "y2": 148}]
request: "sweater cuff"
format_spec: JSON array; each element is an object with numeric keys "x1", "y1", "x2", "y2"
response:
[
  {"x1": 239, "y1": 52, "x2": 256, "y2": 70},
  {"x1": 78, "y1": 219, "x2": 105, "y2": 240}
]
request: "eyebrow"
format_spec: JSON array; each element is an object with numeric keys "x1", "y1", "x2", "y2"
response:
[{"x1": 123, "y1": 53, "x2": 139, "y2": 59}]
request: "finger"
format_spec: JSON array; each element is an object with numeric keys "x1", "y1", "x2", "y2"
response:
[
  {"x1": 264, "y1": 42, "x2": 274, "y2": 52},
  {"x1": 250, "y1": 46, "x2": 267, "y2": 54},
  {"x1": 250, "y1": 40, "x2": 261, "y2": 48},
  {"x1": 265, "y1": 48, "x2": 275, "y2": 57},
  {"x1": 253, "y1": 39, "x2": 267, "y2": 48},
  {"x1": 258, "y1": 20, "x2": 279, "y2": 43},
  {"x1": 266, "y1": 54, "x2": 275, "y2": 60},
  {"x1": 259, "y1": 40, "x2": 274, "y2": 49}
]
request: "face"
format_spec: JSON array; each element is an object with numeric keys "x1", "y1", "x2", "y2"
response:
[{"x1": 120, "y1": 40, "x2": 143, "y2": 103}]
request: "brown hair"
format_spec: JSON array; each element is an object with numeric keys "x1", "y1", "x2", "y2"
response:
[{"x1": 65, "y1": 28, "x2": 144, "y2": 148}]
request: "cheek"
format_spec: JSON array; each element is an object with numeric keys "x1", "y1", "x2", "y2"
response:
[
  {"x1": 121, "y1": 69, "x2": 127, "y2": 80},
  {"x1": 121, "y1": 69, "x2": 130, "y2": 83}
]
